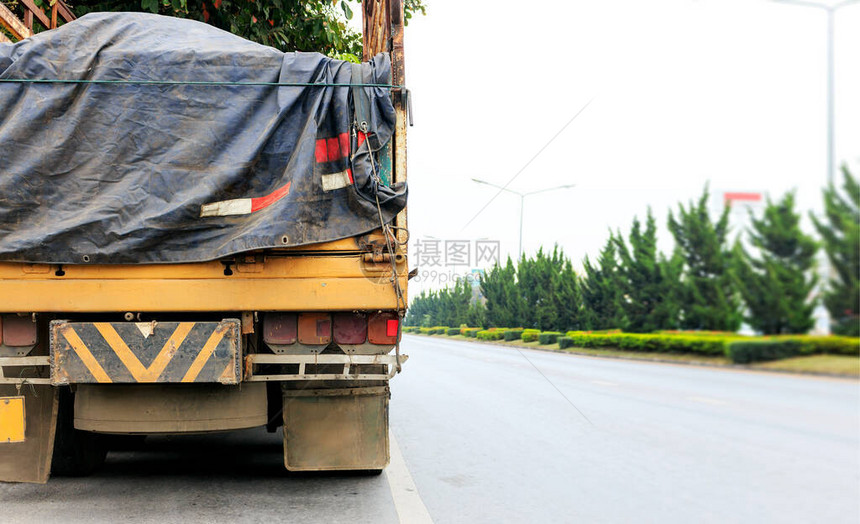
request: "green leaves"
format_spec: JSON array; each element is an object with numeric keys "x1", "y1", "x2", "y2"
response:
[
  {"x1": 735, "y1": 191, "x2": 819, "y2": 334},
  {"x1": 140, "y1": 0, "x2": 159, "y2": 14},
  {"x1": 340, "y1": 1, "x2": 353, "y2": 20},
  {"x1": 811, "y1": 166, "x2": 860, "y2": 336}
]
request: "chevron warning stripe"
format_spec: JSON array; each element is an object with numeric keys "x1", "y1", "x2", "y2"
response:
[{"x1": 49, "y1": 319, "x2": 241, "y2": 385}]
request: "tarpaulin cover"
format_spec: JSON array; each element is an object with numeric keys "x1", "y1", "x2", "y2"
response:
[{"x1": 0, "y1": 12, "x2": 406, "y2": 264}]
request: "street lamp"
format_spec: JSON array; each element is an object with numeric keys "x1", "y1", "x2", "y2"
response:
[
  {"x1": 772, "y1": 0, "x2": 859, "y2": 185},
  {"x1": 471, "y1": 178, "x2": 576, "y2": 258}
]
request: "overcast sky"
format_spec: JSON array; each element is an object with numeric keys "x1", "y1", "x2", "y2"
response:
[{"x1": 396, "y1": 0, "x2": 860, "y2": 294}]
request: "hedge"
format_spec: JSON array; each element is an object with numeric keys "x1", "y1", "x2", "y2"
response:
[
  {"x1": 538, "y1": 331, "x2": 563, "y2": 345},
  {"x1": 504, "y1": 329, "x2": 524, "y2": 341},
  {"x1": 521, "y1": 329, "x2": 541, "y2": 343},
  {"x1": 477, "y1": 330, "x2": 505, "y2": 341},
  {"x1": 465, "y1": 328, "x2": 480, "y2": 338},
  {"x1": 726, "y1": 340, "x2": 802, "y2": 363},
  {"x1": 447, "y1": 327, "x2": 461, "y2": 336},
  {"x1": 558, "y1": 336, "x2": 575, "y2": 349}
]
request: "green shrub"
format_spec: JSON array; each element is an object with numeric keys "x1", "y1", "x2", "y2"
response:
[
  {"x1": 558, "y1": 336, "x2": 576, "y2": 349},
  {"x1": 446, "y1": 327, "x2": 461, "y2": 336},
  {"x1": 504, "y1": 329, "x2": 524, "y2": 341},
  {"x1": 726, "y1": 339, "x2": 803, "y2": 364},
  {"x1": 538, "y1": 331, "x2": 562, "y2": 345},
  {"x1": 418, "y1": 327, "x2": 433, "y2": 335},
  {"x1": 477, "y1": 330, "x2": 505, "y2": 341},
  {"x1": 465, "y1": 328, "x2": 480, "y2": 338},
  {"x1": 521, "y1": 329, "x2": 540, "y2": 343}
]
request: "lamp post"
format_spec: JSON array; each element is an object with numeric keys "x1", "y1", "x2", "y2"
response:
[
  {"x1": 773, "y1": 0, "x2": 859, "y2": 185},
  {"x1": 471, "y1": 178, "x2": 576, "y2": 258}
]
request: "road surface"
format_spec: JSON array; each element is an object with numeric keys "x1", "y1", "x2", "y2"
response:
[{"x1": 1, "y1": 335, "x2": 857, "y2": 523}]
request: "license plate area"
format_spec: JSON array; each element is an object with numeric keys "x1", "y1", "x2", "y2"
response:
[
  {"x1": 50, "y1": 320, "x2": 241, "y2": 385},
  {"x1": 0, "y1": 396, "x2": 25, "y2": 443}
]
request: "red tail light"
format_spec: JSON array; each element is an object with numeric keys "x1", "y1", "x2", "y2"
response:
[
  {"x1": 2, "y1": 314, "x2": 37, "y2": 347},
  {"x1": 368, "y1": 312, "x2": 398, "y2": 345}
]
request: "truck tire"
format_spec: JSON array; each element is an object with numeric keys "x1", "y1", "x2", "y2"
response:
[{"x1": 51, "y1": 388, "x2": 107, "y2": 477}]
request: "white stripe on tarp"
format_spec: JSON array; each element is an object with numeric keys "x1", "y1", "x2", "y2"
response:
[
  {"x1": 321, "y1": 170, "x2": 351, "y2": 192},
  {"x1": 200, "y1": 198, "x2": 252, "y2": 217}
]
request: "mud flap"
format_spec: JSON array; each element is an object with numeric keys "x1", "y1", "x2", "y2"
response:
[
  {"x1": 282, "y1": 386, "x2": 389, "y2": 471},
  {"x1": 0, "y1": 384, "x2": 58, "y2": 483}
]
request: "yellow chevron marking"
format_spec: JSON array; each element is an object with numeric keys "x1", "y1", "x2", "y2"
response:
[
  {"x1": 60, "y1": 326, "x2": 112, "y2": 383},
  {"x1": 182, "y1": 324, "x2": 228, "y2": 383},
  {"x1": 94, "y1": 322, "x2": 195, "y2": 382},
  {"x1": 143, "y1": 322, "x2": 194, "y2": 381}
]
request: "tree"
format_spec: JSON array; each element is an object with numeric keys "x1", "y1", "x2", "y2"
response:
[
  {"x1": 668, "y1": 187, "x2": 742, "y2": 331},
  {"x1": 71, "y1": 0, "x2": 426, "y2": 60},
  {"x1": 480, "y1": 257, "x2": 520, "y2": 328},
  {"x1": 614, "y1": 210, "x2": 681, "y2": 332},
  {"x1": 582, "y1": 235, "x2": 625, "y2": 330},
  {"x1": 811, "y1": 166, "x2": 860, "y2": 336},
  {"x1": 734, "y1": 191, "x2": 818, "y2": 334}
]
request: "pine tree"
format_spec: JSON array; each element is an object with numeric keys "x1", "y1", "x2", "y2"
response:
[
  {"x1": 614, "y1": 210, "x2": 681, "y2": 332},
  {"x1": 734, "y1": 191, "x2": 818, "y2": 334},
  {"x1": 811, "y1": 166, "x2": 860, "y2": 336},
  {"x1": 480, "y1": 258, "x2": 520, "y2": 328},
  {"x1": 668, "y1": 187, "x2": 742, "y2": 331},
  {"x1": 582, "y1": 236, "x2": 625, "y2": 330},
  {"x1": 554, "y1": 256, "x2": 584, "y2": 331}
]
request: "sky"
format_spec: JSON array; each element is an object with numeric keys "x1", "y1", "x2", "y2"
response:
[{"x1": 395, "y1": 0, "x2": 860, "y2": 295}]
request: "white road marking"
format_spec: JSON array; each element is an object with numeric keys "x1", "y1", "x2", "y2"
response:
[
  {"x1": 687, "y1": 396, "x2": 727, "y2": 406},
  {"x1": 591, "y1": 380, "x2": 618, "y2": 387},
  {"x1": 386, "y1": 433, "x2": 433, "y2": 524}
]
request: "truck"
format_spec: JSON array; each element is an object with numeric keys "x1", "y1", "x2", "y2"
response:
[{"x1": 0, "y1": 0, "x2": 409, "y2": 483}]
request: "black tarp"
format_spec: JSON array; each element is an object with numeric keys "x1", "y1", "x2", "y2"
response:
[{"x1": 0, "y1": 12, "x2": 405, "y2": 264}]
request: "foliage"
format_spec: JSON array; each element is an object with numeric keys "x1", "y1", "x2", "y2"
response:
[
  {"x1": 581, "y1": 235, "x2": 626, "y2": 330},
  {"x1": 558, "y1": 336, "x2": 576, "y2": 349},
  {"x1": 479, "y1": 257, "x2": 522, "y2": 328},
  {"x1": 563, "y1": 331, "x2": 732, "y2": 355},
  {"x1": 811, "y1": 166, "x2": 860, "y2": 336},
  {"x1": 404, "y1": 278, "x2": 474, "y2": 327},
  {"x1": 446, "y1": 327, "x2": 460, "y2": 336},
  {"x1": 668, "y1": 187, "x2": 742, "y2": 331},
  {"x1": 726, "y1": 340, "x2": 802, "y2": 363},
  {"x1": 503, "y1": 329, "x2": 524, "y2": 341},
  {"x1": 614, "y1": 210, "x2": 682, "y2": 332},
  {"x1": 521, "y1": 329, "x2": 540, "y2": 343},
  {"x1": 71, "y1": 0, "x2": 425, "y2": 60},
  {"x1": 465, "y1": 328, "x2": 480, "y2": 338},
  {"x1": 734, "y1": 191, "x2": 818, "y2": 334},
  {"x1": 537, "y1": 331, "x2": 563, "y2": 345},
  {"x1": 477, "y1": 329, "x2": 505, "y2": 341}
]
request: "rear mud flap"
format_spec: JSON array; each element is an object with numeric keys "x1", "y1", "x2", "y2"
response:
[
  {"x1": 0, "y1": 384, "x2": 58, "y2": 483},
  {"x1": 282, "y1": 386, "x2": 389, "y2": 471}
]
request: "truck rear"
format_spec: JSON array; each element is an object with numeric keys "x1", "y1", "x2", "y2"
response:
[{"x1": 0, "y1": 1, "x2": 409, "y2": 483}]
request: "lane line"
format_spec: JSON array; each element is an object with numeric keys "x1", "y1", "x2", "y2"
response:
[{"x1": 386, "y1": 433, "x2": 433, "y2": 524}]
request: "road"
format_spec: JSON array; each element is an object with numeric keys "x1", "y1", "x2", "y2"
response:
[{"x1": 1, "y1": 335, "x2": 857, "y2": 523}]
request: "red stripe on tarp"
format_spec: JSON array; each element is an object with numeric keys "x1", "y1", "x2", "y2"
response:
[
  {"x1": 250, "y1": 181, "x2": 292, "y2": 212},
  {"x1": 338, "y1": 132, "x2": 350, "y2": 159},
  {"x1": 357, "y1": 131, "x2": 367, "y2": 148},
  {"x1": 724, "y1": 192, "x2": 761, "y2": 202},
  {"x1": 326, "y1": 137, "x2": 340, "y2": 162},
  {"x1": 315, "y1": 140, "x2": 327, "y2": 163},
  {"x1": 347, "y1": 168, "x2": 353, "y2": 184}
]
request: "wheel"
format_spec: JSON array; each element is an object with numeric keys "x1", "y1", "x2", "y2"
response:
[{"x1": 50, "y1": 388, "x2": 107, "y2": 477}]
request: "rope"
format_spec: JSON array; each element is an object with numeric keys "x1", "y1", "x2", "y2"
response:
[
  {"x1": 0, "y1": 78, "x2": 402, "y2": 88},
  {"x1": 363, "y1": 123, "x2": 407, "y2": 373}
]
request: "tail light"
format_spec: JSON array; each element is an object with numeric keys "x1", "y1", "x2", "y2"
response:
[
  {"x1": 368, "y1": 312, "x2": 398, "y2": 345},
  {"x1": 2, "y1": 314, "x2": 37, "y2": 347},
  {"x1": 298, "y1": 313, "x2": 331, "y2": 345},
  {"x1": 333, "y1": 312, "x2": 367, "y2": 344},
  {"x1": 263, "y1": 313, "x2": 297, "y2": 345}
]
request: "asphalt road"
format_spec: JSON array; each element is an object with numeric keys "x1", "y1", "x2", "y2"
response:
[{"x1": 1, "y1": 335, "x2": 857, "y2": 523}]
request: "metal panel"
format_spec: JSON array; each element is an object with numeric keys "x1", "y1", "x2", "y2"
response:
[
  {"x1": 50, "y1": 320, "x2": 241, "y2": 385},
  {"x1": 0, "y1": 396, "x2": 25, "y2": 443},
  {"x1": 283, "y1": 386, "x2": 389, "y2": 471}
]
